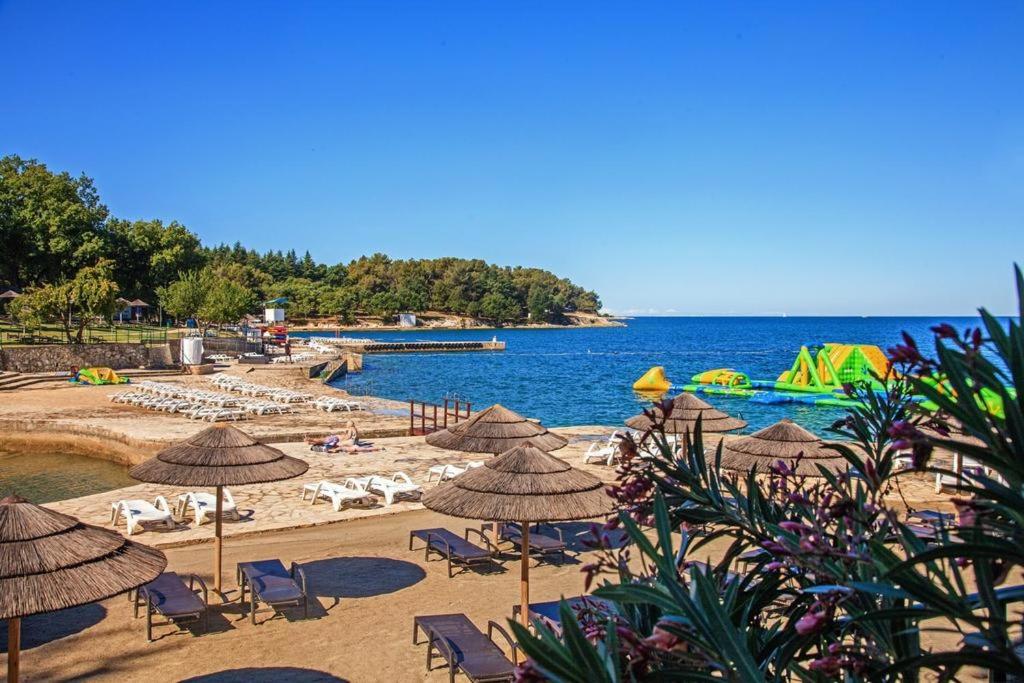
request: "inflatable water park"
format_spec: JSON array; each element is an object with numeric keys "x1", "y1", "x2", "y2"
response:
[
  {"x1": 70, "y1": 367, "x2": 129, "y2": 385},
  {"x1": 633, "y1": 342, "x2": 1012, "y2": 416}
]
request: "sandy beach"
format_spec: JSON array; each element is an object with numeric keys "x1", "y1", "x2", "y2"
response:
[{"x1": 0, "y1": 364, "x2": 965, "y2": 681}]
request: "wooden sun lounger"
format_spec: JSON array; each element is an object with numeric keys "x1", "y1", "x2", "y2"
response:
[
  {"x1": 486, "y1": 523, "x2": 567, "y2": 565},
  {"x1": 237, "y1": 559, "x2": 309, "y2": 625},
  {"x1": 413, "y1": 613, "x2": 518, "y2": 682},
  {"x1": 409, "y1": 528, "x2": 501, "y2": 578},
  {"x1": 134, "y1": 572, "x2": 209, "y2": 642}
]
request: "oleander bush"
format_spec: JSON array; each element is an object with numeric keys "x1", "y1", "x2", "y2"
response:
[{"x1": 511, "y1": 267, "x2": 1024, "y2": 681}]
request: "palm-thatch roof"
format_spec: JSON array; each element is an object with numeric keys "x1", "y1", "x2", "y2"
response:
[
  {"x1": 718, "y1": 419, "x2": 849, "y2": 476},
  {"x1": 129, "y1": 424, "x2": 308, "y2": 487},
  {"x1": 425, "y1": 404, "x2": 568, "y2": 453},
  {"x1": 421, "y1": 445, "x2": 613, "y2": 522},
  {"x1": 626, "y1": 393, "x2": 747, "y2": 434},
  {"x1": 0, "y1": 495, "x2": 166, "y2": 620}
]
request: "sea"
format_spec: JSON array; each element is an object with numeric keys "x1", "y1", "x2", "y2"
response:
[{"x1": 295, "y1": 316, "x2": 988, "y2": 435}]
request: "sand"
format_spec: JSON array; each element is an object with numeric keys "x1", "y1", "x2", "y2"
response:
[
  {"x1": 0, "y1": 365, "x2": 975, "y2": 681},
  {"x1": 1, "y1": 508, "x2": 602, "y2": 682}
]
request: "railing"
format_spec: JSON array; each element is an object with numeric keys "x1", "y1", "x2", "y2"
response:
[
  {"x1": 0, "y1": 321, "x2": 169, "y2": 347},
  {"x1": 409, "y1": 398, "x2": 472, "y2": 436}
]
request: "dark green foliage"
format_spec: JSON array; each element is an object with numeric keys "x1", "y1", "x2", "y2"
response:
[{"x1": 1, "y1": 155, "x2": 601, "y2": 325}]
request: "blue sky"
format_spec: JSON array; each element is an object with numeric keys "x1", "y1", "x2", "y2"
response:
[{"x1": 2, "y1": 2, "x2": 1022, "y2": 315}]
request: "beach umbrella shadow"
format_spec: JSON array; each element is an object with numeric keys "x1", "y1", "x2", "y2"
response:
[
  {"x1": 0, "y1": 604, "x2": 106, "y2": 651},
  {"x1": 181, "y1": 668, "x2": 348, "y2": 682},
  {"x1": 534, "y1": 521, "x2": 630, "y2": 553},
  {"x1": 301, "y1": 557, "x2": 425, "y2": 601}
]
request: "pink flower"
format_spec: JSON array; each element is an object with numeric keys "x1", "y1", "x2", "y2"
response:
[{"x1": 795, "y1": 602, "x2": 831, "y2": 636}]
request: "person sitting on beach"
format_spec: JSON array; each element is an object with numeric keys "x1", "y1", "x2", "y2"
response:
[
  {"x1": 306, "y1": 434, "x2": 342, "y2": 448},
  {"x1": 307, "y1": 422, "x2": 383, "y2": 453}
]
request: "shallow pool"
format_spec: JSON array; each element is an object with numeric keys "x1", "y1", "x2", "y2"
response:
[{"x1": 0, "y1": 447, "x2": 136, "y2": 504}]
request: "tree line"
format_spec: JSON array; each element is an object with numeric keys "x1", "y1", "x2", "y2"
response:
[{"x1": 1, "y1": 155, "x2": 601, "y2": 335}]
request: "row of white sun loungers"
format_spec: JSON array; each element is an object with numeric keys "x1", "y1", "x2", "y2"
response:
[
  {"x1": 110, "y1": 490, "x2": 240, "y2": 535},
  {"x1": 111, "y1": 381, "x2": 299, "y2": 421},
  {"x1": 270, "y1": 352, "x2": 318, "y2": 364},
  {"x1": 312, "y1": 396, "x2": 364, "y2": 412},
  {"x1": 210, "y1": 375, "x2": 314, "y2": 403},
  {"x1": 113, "y1": 464, "x2": 483, "y2": 535},
  {"x1": 302, "y1": 472, "x2": 424, "y2": 509}
]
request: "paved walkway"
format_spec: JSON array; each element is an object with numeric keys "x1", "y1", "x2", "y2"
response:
[{"x1": 50, "y1": 429, "x2": 624, "y2": 548}]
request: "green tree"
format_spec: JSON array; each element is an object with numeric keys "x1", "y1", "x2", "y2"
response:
[
  {"x1": 10, "y1": 259, "x2": 119, "y2": 343},
  {"x1": 479, "y1": 292, "x2": 521, "y2": 325},
  {"x1": 157, "y1": 270, "x2": 208, "y2": 323},
  {"x1": 199, "y1": 278, "x2": 255, "y2": 329},
  {"x1": 0, "y1": 155, "x2": 110, "y2": 288},
  {"x1": 108, "y1": 218, "x2": 204, "y2": 300},
  {"x1": 367, "y1": 290, "x2": 401, "y2": 318}
]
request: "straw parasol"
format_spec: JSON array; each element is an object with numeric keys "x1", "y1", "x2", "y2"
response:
[
  {"x1": 129, "y1": 424, "x2": 308, "y2": 593},
  {"x1": 425, "y1": 404, "x2": 568, "y2": 454},
  {"x1": 718, "y1": 419, "x2": 849, "y2": 476},
  {"x1": 422, "y1": 445, "x2": 613, "y2": 625},
  {"x1": 626, "y1": 393, "x2": 747, "y2": 434},
  {"x1": 1, "y1": 495, "x2": 166, "y2": 682}
]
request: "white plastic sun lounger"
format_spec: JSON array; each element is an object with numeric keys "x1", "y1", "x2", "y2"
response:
[
  {"x1": 111, "y1": 497, "x2": 174, "y2": 535},
  {"x1": 935, "y1": 452, "x2": 986, "y2": 493},
  {"x1": 301, "y1": 480, "x2": 376, "y2": 511},
  {"x1": 583, "y1": 431, "x2": 626, "y2": 466},
  {"x1": 426, "y1": 461, "x2": 484, "y2": 483},
  {"x1": 175, "y1": 489, "x2": 240, "y2": 527},
  {"x1": 353, "y1": 473, "x2": 423, "y2": 506}
]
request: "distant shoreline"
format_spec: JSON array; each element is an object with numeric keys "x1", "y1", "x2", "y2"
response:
[{"x1": 288, "y1": 311, "x2": 627, "y2": 333}]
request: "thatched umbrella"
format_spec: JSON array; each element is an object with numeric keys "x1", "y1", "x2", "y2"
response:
[
  {"x1": 1, "y1": 495, "x2": 166, "y2": 682},
  {"x1": 425, "y1": 404, "x2": 568, "y2": 454},
  {"x1": 718, "y1": 419, "x2": 849, "y2": 476},
  {"x1": 626, "y1": 393, "x2": 747, "y2": 434},
  {"x1": 421, "y1": 445, "x2": 613, "y2": 625},
  {"x1": 129, "y1": 424, "x2": 307, "y2": 593}
]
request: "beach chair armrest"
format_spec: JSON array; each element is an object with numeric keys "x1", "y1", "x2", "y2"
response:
[
  {"x1": 392, "y1": 471, "x2": 413, "y2": 485},
  {"x1": 464, "y1": 527, "x2": 499, "y2": 555},
  {"x1": 487, "y1": 621, "x2": 519, "y2": 664},
  {"x1": 188, "y1": 573, "x2": 210, "y2": 606},
  {"x1": 426, "y1": 532, "x2": 452, "y2": 559},
  {"x1": 154, "y1": 495, "x2": 171, "y2": 514},
  {"x1": 290, "y1": 562, "x2": 308, "y2": 597},
  {"x1": 430, "y1": 633, "x2": 457, "y2": 666}
]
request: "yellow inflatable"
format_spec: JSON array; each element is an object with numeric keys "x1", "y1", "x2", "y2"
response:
[{"x1": 633, "y1": 366, "x2": 671, "y2": 393}]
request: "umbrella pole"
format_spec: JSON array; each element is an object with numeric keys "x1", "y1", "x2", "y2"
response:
[
  {"x1": 520, "y1": 523, "x2": 530, "y2": 627},
  {"x1": 214, "y1": 485, "x2": 223, "y2": 595},
  {"x1": 7, "y1": 616, "x2": 20, "y2": 683}
]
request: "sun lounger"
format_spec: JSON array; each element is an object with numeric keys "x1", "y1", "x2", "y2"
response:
[
  {"x1": 301, "y1": 480, "x2": 376, "y2": 511},
  {"x1": 111, "y1": 497, "x2": 174, "y2": 535},
  {"x1": 355, "y1": 472, "x2": 423, "y2": 506},
  {"x1": 413, "y1": 613, "x2": 518, "y2": 682},
  {"x1": 582, "y1": 431, "x2": 625, "y2": 466},
  {"x1": 237, "y1": 559, "x2": 309, "y2": 625},
  {"x1": 485, "y1": 522, "x2": 567, "y2": 565},
  {"x1": 511, "y1": 596, "x2": 615, "y2": 636},
  {"x1": 175, "y1": 489, "x2": 240, "y2": 527},
  {"x1": 133, "y1": 571, "x2": 209, "y2": 641},
  {"x1": 426, "y1": 461, "x2": 484, "y2": 483},
  {"x1": 409, "y1": 528, "x2": 501, "y2": 578},
  {"x1": 935, "y1": 452, "x2": 986, "y2": 493}
]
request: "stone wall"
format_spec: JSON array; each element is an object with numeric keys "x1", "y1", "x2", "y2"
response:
[{"x1": 0, "y1": 343, "x2": 171, "y2": 373}]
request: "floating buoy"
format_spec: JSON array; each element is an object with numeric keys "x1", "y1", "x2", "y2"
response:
[{"x1": 633, "y1": 366, "x2": 671, "y2": 393}]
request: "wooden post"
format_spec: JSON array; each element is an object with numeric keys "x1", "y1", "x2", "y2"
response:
[
  {"x1": 8, "y1": 616, "x2": 20, "y2": 683},
  {"x1": 520, "y1": 525, "x2": 530, "y2": 627},
  {"x1": 432, "y1": 404, "x2": 437, "y2": 433},
  {"x1": 443, "y1": 399, "x2": 449, "y2": 428},
  {"x1": 409, "y1": 400, "x2": 414, "y2": 434},
  {"x1": 214, "y1": 485, "x2": 223, "y2": 595}
]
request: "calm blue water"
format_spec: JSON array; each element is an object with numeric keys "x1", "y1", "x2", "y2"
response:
[{"x1": 296, "y1": 317, "x2": 983, "y2": 433}]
